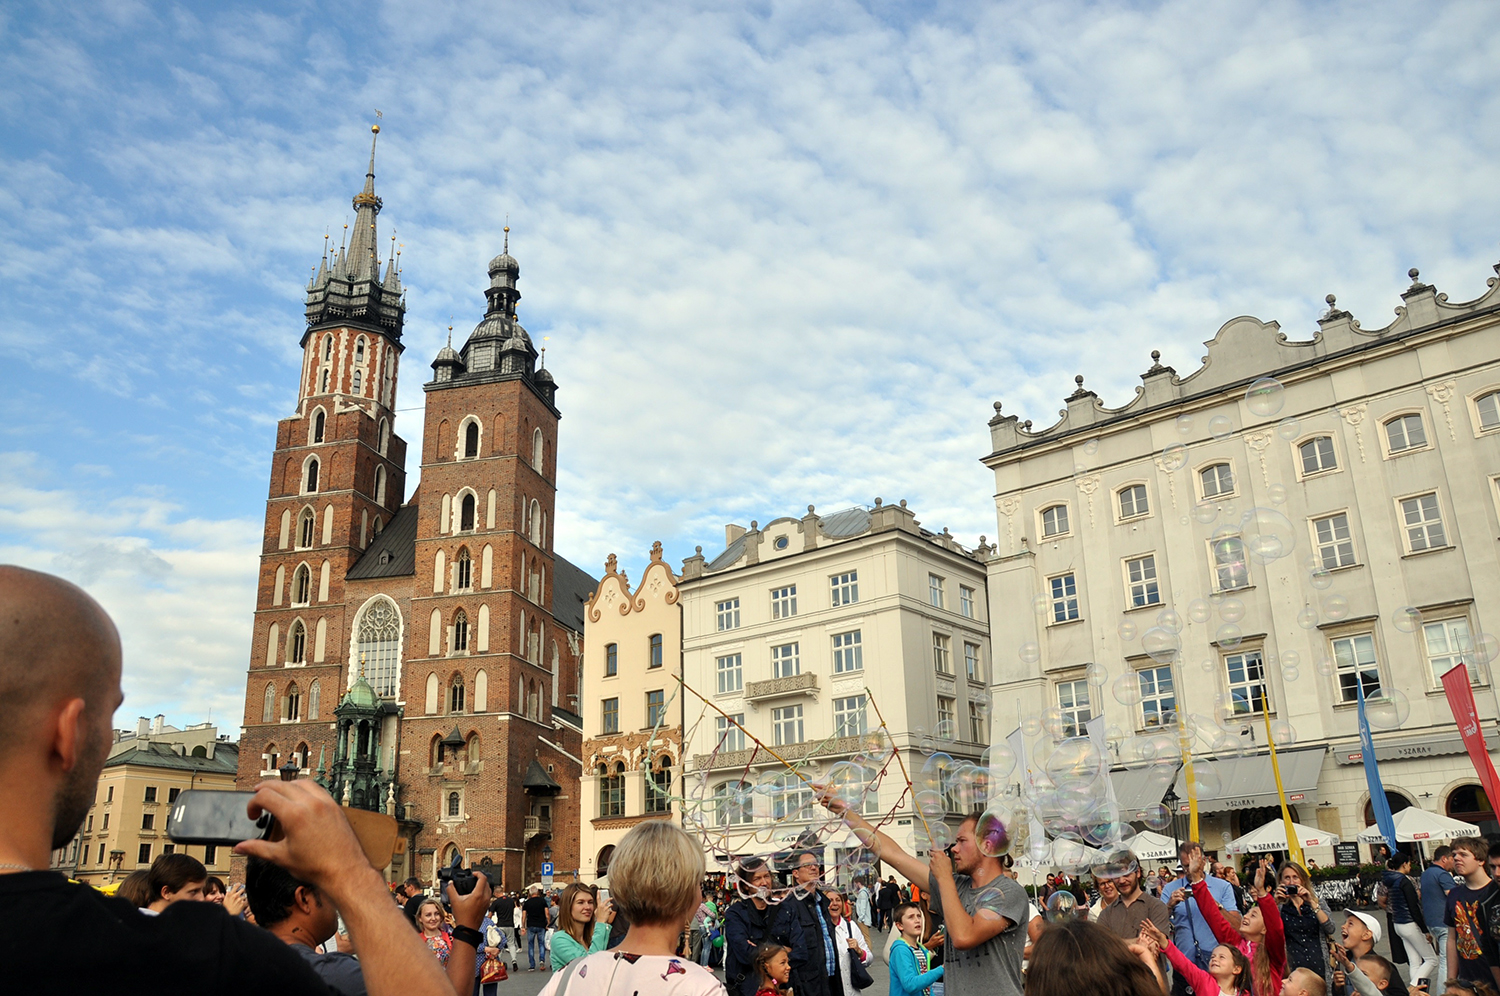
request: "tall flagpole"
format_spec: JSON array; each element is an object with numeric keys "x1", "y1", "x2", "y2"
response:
[{"x1": 1263, "y1": 710, "x2": 1306, "y2": 868}]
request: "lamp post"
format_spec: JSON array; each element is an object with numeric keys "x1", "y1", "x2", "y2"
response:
[{"x1": 1163, "y1": 786, "x2": 1182, "y2": 855}]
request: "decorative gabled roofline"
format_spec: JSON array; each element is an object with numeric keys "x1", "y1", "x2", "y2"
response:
[{"x1": 985, "y1": 260, "x2": 1500, "y2": 462}]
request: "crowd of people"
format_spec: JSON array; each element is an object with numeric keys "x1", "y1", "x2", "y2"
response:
[{"x1": 6, "y1": 564, "x2": 1500, "y2": 996}]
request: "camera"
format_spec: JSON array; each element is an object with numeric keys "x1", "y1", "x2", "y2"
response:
[{"x1": 438, "y1": 853, "x2": 502, "y2": 896}]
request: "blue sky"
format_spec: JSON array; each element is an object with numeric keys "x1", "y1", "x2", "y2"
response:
[{"x1": 3, "y1": 0, "x2": 1499, "y2": 734}]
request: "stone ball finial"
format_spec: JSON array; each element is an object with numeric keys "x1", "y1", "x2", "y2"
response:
[
  {"x1": 1409, "y1": 267, "x2": 1421, "y2": 281},
  {"x1": 899, "y1": 499, "x2": 908, "y2": 508},
  {"x1": 1151, "y1": 350, "x2": 1160, "y2": 362},
  {"x1": 980, "y1": 535, "x2": 987, "y2": 544},
  {"x1": 750, "y1": 520, "x2": 758, "y2": 530},
  {"x1": 1024, "y1": 419, "x2": 1033, "y2": 429},
  {"x1": 1326, "y1": 293, "x2": 1337, "y2": 306},
  {"x1": 1075, "y1": 374, "x2": 1085, "y2": 386},
  {"x1": 808, "y1": 504, "x2": 816, "y2": 514},
  {"x1": 695, "y1": 545, "x2": 703, "y2": 554},
  {"x1": 994, "y1": 401, "x2": 1003, "y2": 412},
  {"x1": 874, "y1": 497, "x2": 883, "y2": 507}
]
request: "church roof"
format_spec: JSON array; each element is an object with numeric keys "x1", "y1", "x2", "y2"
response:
[
  {"x1": 347, "y1": 502, "x2": 419, "y2": 579},
  {"x1": 551, "y1": 555, "x2": 596, "y2": 633}
]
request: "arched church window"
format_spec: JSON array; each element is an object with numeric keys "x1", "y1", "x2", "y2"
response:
[
  {"x1": 447, "y1": 793, "x2": 461, "y2": 818},
  {"x1": 375, "y1": 466, "x2": 387, "y2": 505},
  {"x1": 532, "y1": 428, "x2": 544, "y2": 472},
  {"x1": 355, "y1": 598, "x2": 401, "y2": 698},
  {"x1": 320, "y1": 369, "x2": 330, "y2": 393},
  {"x1": 529, "y1": 500, "x2": 541, "y2": 545},
  {"x1": 298, "y1": 509, "x2": 316, "y2": 549},
  {"x1": 464, "y1": 421, "x2": 480, "y2": 459},
  {"x1": 355, "y1": 337, "x2": 366, "y2": 364},
  {"x1": 313, "y1": 410, "x2": 325, "y2": 444},
  {"x1": 284, "y1": 683, "x2": 301, "y2": 722},
  {"x1": 305, "y1": 458, "x2": 319, "y2": 494},
  {"x1": 449, "y1": 674, "x2": 465, "y2": 714},
  {"x1": 323, "y1": 336, "x2": 334, "y2": 361},
  {"x1": 352, "y1": 369, "x2": 362, "y2": 393},
  {"x1": 309, "y1": 680, "x2": 321, "y2": 720},
  {"x1": 378, "y1": 419, "x2": 390, "y2": 456},
  {"x1": 263, "y1": 684, "x2": 276, "y2": 723},
  {"x1": 452, "y1": 610, "x2": 469, "y2": 654},
  {"x1": 293, "y1": 566, "x2": 311, "y2": 606},
  {"x1": 455, "y1": 548, "x2": 472, "y2": 591},
  {"x1": 461, "y1": 494, "x2": 476, "y2": 532},
  {"x1": 288, "y1": 620, "x2": 307, "y2": 663}
]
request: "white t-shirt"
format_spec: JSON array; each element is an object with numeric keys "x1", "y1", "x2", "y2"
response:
[{"x1": 537, "y1": 950, "x2": 725, "y2": 996}]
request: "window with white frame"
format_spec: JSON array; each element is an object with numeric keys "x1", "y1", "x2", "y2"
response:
[
  {"x1": 1423, "y1": 618, "x2": 1480, "y2": 685},
  {"x1": 1331, "y1": 634, "x2": 1381, "y2": 703},
  {"x1": 964, "y1": 642, "x2": 982, "y2": 682},
  {"x1": 959, "y1": 585, "x2": 976, "y2": 618},
  {"x1": 772, "y1": 705, "x2": 804, "y2": 746},
  {"x1": 1049, "y1": 573, "x2": 1080, "y2": 622},
  {"x1": 832, "y1": 630, "x2": 863, "y2": 672},
  {"x1": 1200, "y1": 463, "x2": 1235, "y2": 498},
  {"x1": 771, "y1": 642, "x2": 800, "y2": 678},
  {"x1": 716, "y1": 654, "x2": 742, "y2": 694},
  {"x1": 646, "y1": 689, "x2": 666, "y2": 727},
  {"x1": 1211, "y1": 536, "x2": 1250, "y2": 591},
  {"x1": 929, "y1": 573, "x2": 945, "y2": 608},
  {"x1": 1299, "y1": 437, "x2": 1338, "y2": 475},
  {"x1": 833, "y1": 695, "x2": 867, "y2": 738},
  {"x1": 1041, "y1": 504, "x2": 1070, "y2": 537},
  {"x1": 1312, "y1": 513, "x2": 1356, "y2": 568},
  {"x1": 831, "y1": 571, "x2": 859, "y2": 606},
  {"x1": 1118, "y1": 484, "x2": 1149, "y2": 519},
  {"x1": 1385, "y1": 413, "x2": 1427, "y2": 453},
  {"x1": 968, "y1": 701, "x2": 986, "y2": 742},
  {"x1": 1125, "y1": 555, "x2": 1161, "y2": 607},
  {"x1": 936, "y1": 696, "x2": 955, "y2": 731},
  {"x1": 771, "y1": 585, "x2": 797, "y2": 619},
  {"x1": 772, "y1": 772, "x2": 812, "y2": 821},
  {"x1": 1400, "y1": 493, "x2": 1447, "y2": 552},
  {"x1": 1137, "y1": 665, "x2": 1175, "y2": 729},
  {"x1": 601, "y1": 697, "x2": 619, "y2": 734},
  {"x1": 714, "y1": 780, "x2": 752, "y2": 825},
  {"x1": 1057, "y1": 680, "x2": 1091, "y2": 738},
  {"x1": 1477, "y1": 391, "x2": 1500, "y2": 433},
  {"x1": 932, "y1": 633, "x2": 952, "y2": 674},
  {"x1": 1225, "y1": 650, "x2": 1269, "y2": 715},
  {"x1": 716, "y1": 598, "x2": 741, "y2": 631},
  {"x1": 715, "y1": 714, "x2": 746, "y2": 753}
]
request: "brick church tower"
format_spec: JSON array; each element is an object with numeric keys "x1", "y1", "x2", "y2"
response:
[{"x1": 238, "y1": 129, "x2": 590, "y2": 889}]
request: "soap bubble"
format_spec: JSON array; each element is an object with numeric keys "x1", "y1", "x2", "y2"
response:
[
  {"x1": 1200, "y1": 658, "x2": 1216, "y2": 673},
  {"x1": 1322, "y1": 594, "x2": 1350, "y2": 621},
  {"x1": 975, "y1": 808, "x2": 1012, "y2": 856},
  {"x1": 1282, "y1": 650, "x2": 1301, "y2": 669},
  {"x1": 1309, "y1": 567, "x2": 1333, "y2": 590},
  {"x1": 1041, "y1": 708, "x2": 1067, "y2": 739},
  {"x1": 1073, "y1": 464, "x2": 1089, "y2": 478},
  {"x1": 918, "y1": 734, "x2": 936, "y2": 756},
  {"x1": 1052, "y1": 833, "x2": 1093, "y2": 874},
  {"x1": 1297, "y1": 604, "x2": 1319, "y2": 629},
  {"x1": 1366, "y1": 690, "x2": 1411, "y2": 730},
  {"x1": 1083, "y1": 438, "x2": 1100, "y2": 455},
  {"x1": 1316, "y1": 657, "x2": 1335, "y2": 677},
  {"x1": 1136, "y1": 803, "x2": 1173, "y2": 831},
  {"x1": 1113, "y1": 674, "x2": 1144, "y2": 707},
  {"x1": 915, "y1": 820, "x2": 952, "y2": 852},
  {"x1": 1045, "y1": 890, "x2": 1078, "y2": 921},
  {"x1": 1209, "y1": 415, "x2": 1233, "y2": 439},
  {"x1": 1086, "y1": 662, "x2": 1110, "y2": 687},
  {"x1": 1033, "y1": 593, "x2": 1050, "y2": 615},
  {"x1": 1191, "y1": 759, "x2": 1222, "y2": 798},
  {"x1": 1045, "y1": 737, "x2": 1102, "y2": 782},
  {"x1": 1160, "y1": 444, "x2": 1188, "y2": 472},
  {"x1": 1392, "y1": 607, "x2": 1422, "y2": 633},
  {"x1": 1283, "y1": 665, "x2": 1301, "y2": 682},
  {"x1": 1193, "y1": 502, "x2": 1220, "y2": 524},
  {"x1": 1176, "y1": 414, "x2": 1194, "y2": 435},
  {"x1": 1219, "y1": 598, "x2": 1246, "y2": 623},
  {"x1": 1268, "y1": 484, "x2": 1288, "y2": 505},
  {"x1": 1268, "y1": 720, "x2": 1296, "y2": 746},
  {"x1": 1219, "y1": 502, "x2": 1237, "y2": 522},
  {"x1": 914, "y1": 788, "x2": 945, "y2": 819},
  {"x1": 1118, "y1": 619, "x2": 1139, "y2": 641},
  {"x1": 981, "y1": 743, "x2": 1017, "y2": 782},
  {"x1": 1091, "y1": 842, "x2": 1140, "y2": 878},
  {"x1": 1217, "y1": 623, "x2": 1244, "y2": 649},
  {"x1": 1468, "y1": 633, "x2": 1500, "y2": 665},
  {"x1": 1156, "y1": 609, "x2": 1184, "y2": 634},
  {"x1": 1142, "y1": 627, "x2": 1182, "y2": 663},
  {"x1": 1019, "y1": 641, "x2": 1041, "y2": 664},
  {"x1": 1246, "y1": 378, "x2": 1286, "y2": 417},
  {"x1": 1241, "y1": 507, "x2": 1297, "y2": 563},
  {"x1": 933, "y1": 720, "x2": 957, "y2": 744},
  {"x1": 1021, "y1": 715, "x2": 1044, "y2": 737},
  {"x1": 1277, "y1": 417, "x2": 1301, "y2": 440},
  {"x1": 1187, "y1": 599, "x2": 1212, "y2": 623}
]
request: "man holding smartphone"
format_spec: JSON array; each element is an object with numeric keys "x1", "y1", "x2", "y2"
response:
[{"x1": 0, "y1": 565, "x2": 489, "y2": 995}]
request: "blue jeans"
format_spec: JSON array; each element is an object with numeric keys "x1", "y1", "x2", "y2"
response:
[{"x1": 527, "y1": 926, "x2": 547, "y2": 968}]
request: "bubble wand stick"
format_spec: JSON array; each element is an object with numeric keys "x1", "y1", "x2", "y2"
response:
[{"x1": 863, "y1": 686, "x2": 937, "y2": 843}]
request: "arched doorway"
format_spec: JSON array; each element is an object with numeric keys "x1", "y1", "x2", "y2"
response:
[
  {"x1": 597, "y1": 845, "x2": 616, "y2": 878},
  {"x1": 1447, "y1": 784, "x2": 1499, "y2": 836},
  {"x1": 1363, "y1": 790, "x2": 1414, "y2": 826}
]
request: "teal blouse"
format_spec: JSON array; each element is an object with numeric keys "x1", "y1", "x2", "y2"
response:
[{"x1": 549, "y1": 921, "x2": 611, "y2": 969}]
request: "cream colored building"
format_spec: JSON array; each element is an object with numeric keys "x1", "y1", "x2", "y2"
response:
[
  {"x1": 52, "y1": 719, "x2": 239, "y2": 885},
  {"x1": 578, "y1": 542, "x2": 683, "y2": 883},
  {"x1": 983, "y1": 264, "x2": 1500, "y2": 858},
  {"x1": 679, "y1": 502, "x2": 992, "y2": 882}
]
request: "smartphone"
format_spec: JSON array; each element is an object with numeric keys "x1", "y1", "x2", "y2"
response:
[{"x1": 167, "y1": 790, "x2": 273, "y2": 844}]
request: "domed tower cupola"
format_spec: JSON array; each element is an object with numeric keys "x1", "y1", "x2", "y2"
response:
[
  {"x1": 484, "y1": 226, "x2": 521, "y2": 320},
  {"x1": 431, "y1": 326, "x2": 465, "y2": 383}
]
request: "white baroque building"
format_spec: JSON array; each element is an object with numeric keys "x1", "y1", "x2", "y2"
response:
[
  {"x1": 983, "y1": 264, "x2": 1500, "y2": 858},
  {"x1": 678, "y1": 502, "x2": 992, "y2": 880}
]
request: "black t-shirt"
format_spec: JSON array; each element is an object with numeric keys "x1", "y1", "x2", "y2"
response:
[
  {"x1": 523, "y1": 895, "x2": 549, "y2": 928},
  {"x1": 490, "y1": 895, "x2": 515, "y2": 921},
  {"x1": 0, "y1": 871, "x2": 332, "y2": 994}
]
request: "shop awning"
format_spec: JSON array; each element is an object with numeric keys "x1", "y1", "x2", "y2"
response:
[
  {"x1": 1170, "y1": 747, "x2": 1327, "y2": 814},
  {"x1": 1109, "y1": 764, "x2": 1179, "y2": 813}
]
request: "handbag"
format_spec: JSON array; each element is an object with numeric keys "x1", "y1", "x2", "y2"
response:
[
  {"x1": 480, "y1": 955, "x2": 508, "y2": 983},
  {"x1": 848, "y1": 946, "x2": 875, "y2": 991}
]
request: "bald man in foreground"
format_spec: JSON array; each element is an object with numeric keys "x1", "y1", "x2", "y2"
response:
[{"x1": 0, "y1": 566, "x2": 483, "y2": 994}]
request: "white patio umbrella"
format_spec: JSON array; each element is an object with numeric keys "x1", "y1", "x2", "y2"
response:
[
  {"x1": 1357, "y1": 808, "x2": 1479, "y2": 844},
  {"x1": 1225, "y1": 820, "x2": 1340, "y2": 855},
  {"x1": 1123, "y1": 831, "x2": 1179, "y2": 863}
]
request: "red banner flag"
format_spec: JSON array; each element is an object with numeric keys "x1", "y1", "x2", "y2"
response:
[{"x1": 1442, "y1": 663, "x2": 1500, "y2": 813}]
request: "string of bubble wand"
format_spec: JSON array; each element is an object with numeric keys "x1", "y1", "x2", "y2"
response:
[{"x1": 863, "y1": 685, "x2": 937, "y2": 843}]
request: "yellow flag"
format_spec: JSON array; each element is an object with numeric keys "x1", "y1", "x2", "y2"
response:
[{"x1": 1263, "y1": 711, "x2": 1306, "y2": 868}]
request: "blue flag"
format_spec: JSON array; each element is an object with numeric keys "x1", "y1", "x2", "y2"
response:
[{"x1": 1358, "y1": 680, "x2": 1398, "y2": 849}]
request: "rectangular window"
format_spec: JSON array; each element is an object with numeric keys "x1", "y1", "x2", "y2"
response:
[
  {"x1": 102, "y1": 814, "x2": 108, "y2": 831},
  {"x1": 834, "y1": 695, "x2": 868, "y2": 738},
  {"x1": 932, "y1": 633, "x2": 952, "y2": 674},
  {"x1": 715, "y1": 714, "x2": 746, "y2": 753},
  {"x1": 167, "y1": 787, "x2": 181, "y2": 804},
  {"x1": 832, "y1": 631, "x2": 863, "y2": 672},
  {"x1": 204, "y1": 844, "x2": 217, "y2": 866},
  {"x1": 929, "y1": 574, "x2": 945, "y2": 608},
  {"x1": 605, "y1": 643, "x2": 617, "y2": 677},
  {"x1": 1401, "y1": 493, "x2": 1446, "y2": 551},
  {"x1": 1137, "y1": 665, "x2": 1176, "y2": 729},
  {"x1": 649, "y1": 634, "x2": 663, "y2": 669},
  {"x1": 831, "y1": 571, "x2": 859, "y2": 606},
  {"x1": 1424, "y1": 617, "x2": 1479, "y2": 685},
  {"x1": 716, "y1": 598, "x2": 741, "y2": 631},
  {"x1": 1386, "y1": 414, "x2": 1427, "y2": 453},
  {"x1": 141, "y1": 813, "x2": 154, "y2": 831},
  {"x1": 960, "y1": 586, "x2": 976, "y2": 618},
  {"x1": 969, "y1": 701, "x2": 986, "y2": 743},
  {"x1": 1201, "y1": 464, "x2": 1235, "y2": 498},
  {"x1": 1119, "y1": 484, "x2": 1149, "y2": 519},
  {"x1": 601, "y1": 697, "x2": 619, "y2": 734},
  {"x1": 1126, "y1": 555, "x2": 1161, "y2": 607},
  {"x1": 1049, "y1": 573, "x2": 1080, "y2": 622},
  {"x1": 162, "y1": 844, "x2": 174, "y2": 856},
  {"x1": 1041, "y1": 505, "x2": 1069, "y2": 537},
  {"x1": 716, "y1": 781, "x2": 752, "y2": 825},
  {"x1": 646, "y1": 690, "x2": 665, "y2": 728},
  {"x1": 144, "y1": 786, "x2": 157, "y2": 803},
  {"x1": 1057, "y1": 680, "x2": 1091, "y2": 737},
  {"x1": 936, "y1": 695, "x2": 955, "y2": 728},
  {"x1": 1300, "y1": 437, "x2": 1338, "y2": 475},
  {"x1": 106, "y1": 787, "x2": 113, "y2": 803},
  {"x1": 772, "y1": 642, "x2": 800, "y2": 678},
  {"x1": 137, "y1": 843, "x2": 151, "y2": 865},
  {"x1": 771, "y1": 585, "x2": 797, "y2": 619},
  {"x1": 97, "y1": 843, "x2": 105, "y2": 865},
  {"x1": 772, "y1": 774, "x2": 813, "y2": 821},
  {"x1": 1225, "y1": 650, "x2": 1270, "y2": 714},
  {"x1": 1212, "y1": 537, "x2": 1250, "y2": 591},
  {"x1": 964, "y1": 642, "x2": 983, "y2": 682},
  {"x1": 716, "y1": 653, "x2": 743, "y2": 694},
  {"x1": 1313, "y1": 513, "x2": 1357, "y2": 568},
  {"x1": 1332, "y1": 634, "x2": 1381, "y2": 702},
  {"x1": 86, "y1": 815, "x2": 93, "y2": 832},
  {"x1": 773, "y1": 705, "x2": 804, "y2": 746}
]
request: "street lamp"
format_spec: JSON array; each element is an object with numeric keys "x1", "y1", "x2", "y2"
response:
[{"x1": 1162, "y1": 786, "x2": 1181, "y2": 855}]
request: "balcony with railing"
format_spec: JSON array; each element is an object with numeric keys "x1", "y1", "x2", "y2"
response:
[{"x1": 743, "y1": 672, "x2": 818, "y2": 703}]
